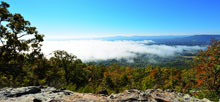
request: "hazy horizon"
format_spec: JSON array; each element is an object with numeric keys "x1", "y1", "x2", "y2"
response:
[{"x1": 45, "y1": 34, "x2": 220, "y2": 40}]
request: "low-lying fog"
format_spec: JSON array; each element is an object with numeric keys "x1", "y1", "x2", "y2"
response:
[{"x1": 42, "y1": 40, "x2": 205, "y2": 62}]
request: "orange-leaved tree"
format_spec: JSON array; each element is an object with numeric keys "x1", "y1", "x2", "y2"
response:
[{"x1": 194, "y1": 39, "x2": 220, "y2": 95}]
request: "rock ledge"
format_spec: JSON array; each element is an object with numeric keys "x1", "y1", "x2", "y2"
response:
[{"x1": 0, "y1": 86, "x2": 212, "y2": 102}]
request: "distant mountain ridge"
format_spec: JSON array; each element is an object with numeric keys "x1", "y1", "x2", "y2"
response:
[
  {"x1": 96, "y1": 35, "x2": 220, "y2": 45},
  {"x1": 96, "y1": 35, "x2": 220, "y2": 40},
  {"x1": 94, "y1": 35, "x2": 189, "y2": 41},
  {"x1": 155, "y1": 35, "x2": 220, "y2": 45}
]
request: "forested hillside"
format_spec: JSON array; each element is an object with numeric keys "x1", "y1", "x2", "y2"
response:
[{"x1": 1, "y1": 1, "x2": 220, "y2": 101}]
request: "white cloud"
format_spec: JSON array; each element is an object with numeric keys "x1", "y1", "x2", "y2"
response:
[{"x1": 42, "y1": 40, "x2": 204, "y2": 62}]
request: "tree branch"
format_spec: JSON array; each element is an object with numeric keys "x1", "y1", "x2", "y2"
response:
[{"x1": 18, "y1": 33, "x2": 30, "y2": 38}]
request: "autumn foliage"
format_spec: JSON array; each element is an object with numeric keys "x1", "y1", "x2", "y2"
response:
[{"x1": 194, "y1": 40, "x2": 220, "y2": 95}]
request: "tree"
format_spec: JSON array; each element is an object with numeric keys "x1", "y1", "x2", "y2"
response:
[
  {"x1": 180, "y1": 69, "x2": 197, "y2": 93},
  {"x1": 0, "y1": 1, "x2": 44, "y2": 84},
  {"x1": 194, "y1": 39, "x2": 220, "y2": 95},
  {"x1": 50, "y1": 50, "x2": 87, "y2": 86}
]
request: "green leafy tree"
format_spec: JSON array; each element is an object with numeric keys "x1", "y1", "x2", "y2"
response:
[
  {"x1": 50, "y1": 50, "x2": 87, "y2": 86},
  {"x1": 0, "y1": 1, "x2": 44, "y2": 86},
  {"x1": 104, "y1": 74, "x2": 114, "y2": 89},
  {"x1": 50, "y1": 50, "x2": 76, "y2": 85}
]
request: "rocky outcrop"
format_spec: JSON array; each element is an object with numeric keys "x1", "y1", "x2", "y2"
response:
[
  {"x1": 0, "y1": 86, "x2": 73, "y2": 102},
  {"x1": 107, "y1": 89, "x2": 212, "y2": 102},
  {"x1": 0, "y1": 86, "x2": 213, "y2": 102}
]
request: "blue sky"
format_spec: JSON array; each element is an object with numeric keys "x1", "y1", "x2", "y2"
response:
[{"x1": 4, "y1": 0, "x2": 220, "y2": 39}]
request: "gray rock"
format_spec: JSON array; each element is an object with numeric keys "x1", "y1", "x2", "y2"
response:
[
  {"x1": 0, "y1": 86, "x2": 41, "y2": 99},
  {"x1": 0, "y1": 87, "x2": 213, "y2": 102},
  {"x1": 202, "y1": 98, "x2": 211, "y2": 102},
  {"x1": 183, "y1": 94, "x2": 191, "y2": 100},
  {"x1": 0, "y1": 86, "x2": 74, "y2": 102},
  {"x1": 138, "y1": 96, "x2": 148, "y2": 101}
]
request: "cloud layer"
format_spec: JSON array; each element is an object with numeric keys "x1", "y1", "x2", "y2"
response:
[{"x1": 42, "y1": 40, "x2": 204, "y2": 62}]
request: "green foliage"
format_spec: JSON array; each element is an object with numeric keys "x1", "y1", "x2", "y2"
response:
[
  {"x1": 0, "y1": 1, "x2": 44, "y2": 87},
  {"x1": 142, "y1": 76, "x2": 156, "y2": 90},
  {"x1": 104, "y1": 75, "x2": 115, "y2": 89},
  {"x1": 50, "y1": 50, "x2": 77, "y2": 85},
  {"x1": 197, "y1": 90, "x2": 220, "y2": 101},
  {"x1": 64, "y1": 83, "x2": 77, "y2": 91}
]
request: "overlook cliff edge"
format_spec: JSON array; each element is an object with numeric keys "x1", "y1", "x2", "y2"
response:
[{"x1": 0, "y1": 86, "x2": 214, "y2": 102}]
